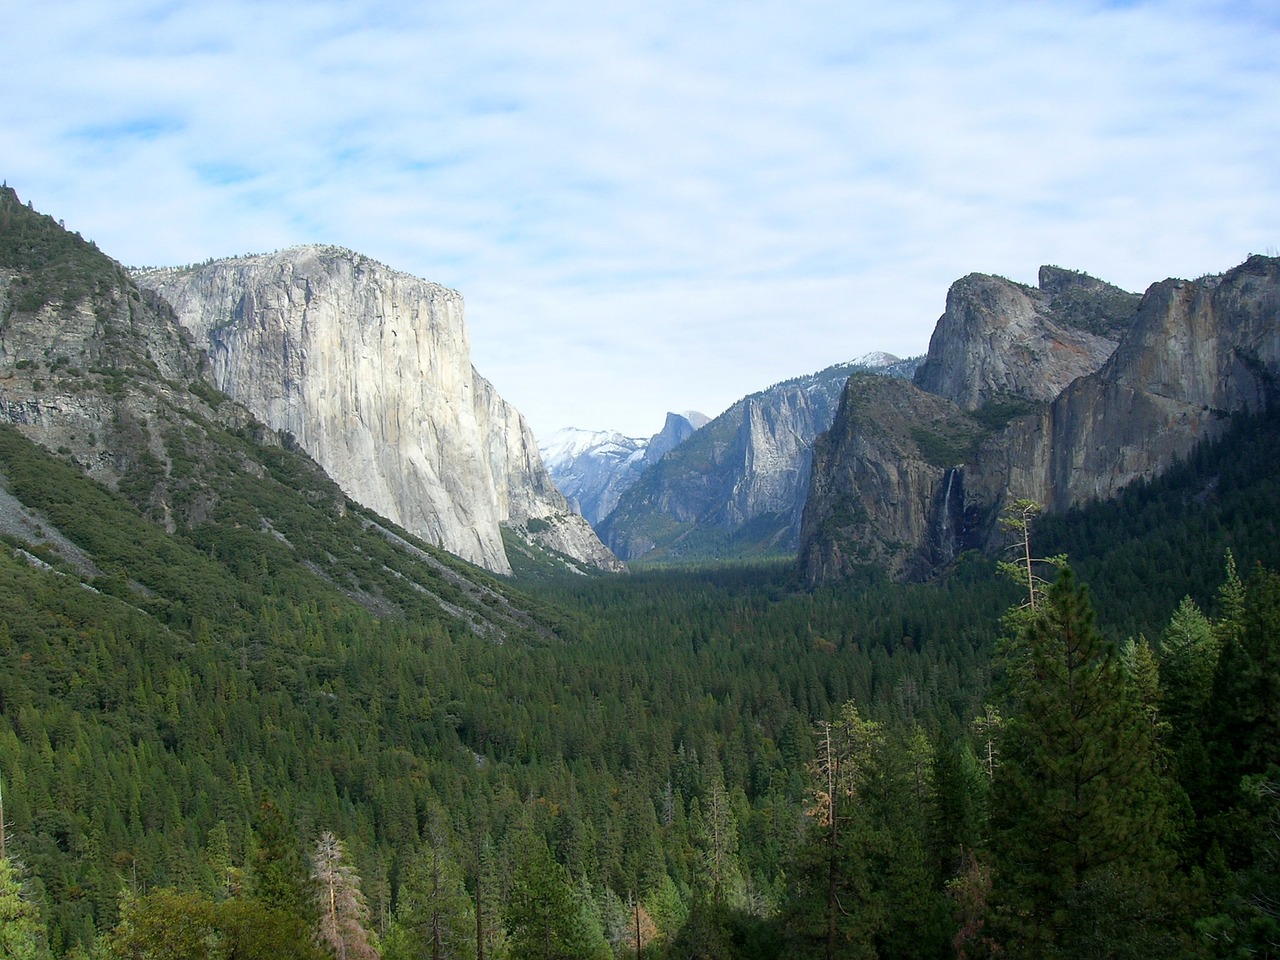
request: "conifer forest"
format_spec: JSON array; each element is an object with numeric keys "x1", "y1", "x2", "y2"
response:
[
  {"x1": 1, "y1": 188, "x2": 1279, "y2": 958},
  {"x1": 0, "y1": 407, "x2": 1277, "y2": 959}
]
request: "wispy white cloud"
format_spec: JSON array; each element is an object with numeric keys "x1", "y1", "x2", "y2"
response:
[{"x1": 2, "y1": 0, "x2": 1277, "y2": 436}]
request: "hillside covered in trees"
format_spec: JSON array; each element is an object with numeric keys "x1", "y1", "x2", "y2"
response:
[
  {"x1": 0, "y1": 396, "x2": 1275, "y2": 959},
  {"x1": 2, "y1": 188, "x2": 1279, "y2": 958}
]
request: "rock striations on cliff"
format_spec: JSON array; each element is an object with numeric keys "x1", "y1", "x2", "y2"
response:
[
  {"x1": 800, "y1": 256, "x2": 1280, "y2": 584},
  {"x1": 912, "y1": 266, "x2": 1139, "y2": 410},
  {"x1": 599, "y1": 356, "x2": 919, "y2": 563},
  {"x1": 136, "y1": 246, "x2": 621, "y2": 575},
  {"x1": 539, "y1": 411, "x2": 709, "y2": 527}
]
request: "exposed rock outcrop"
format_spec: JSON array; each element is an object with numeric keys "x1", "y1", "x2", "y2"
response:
[
  {"x1": 600, "y1": 358, "x2": 919, "y2": 563},
  {"x1": 913, "y1": 267, "x2": 1139, "y2": 410},
  {"x1": 968, "y1": 255, "x2": 1280, "y2": 520},
  {"x1": 136, "y1": 246, "x2": 621, "y2": 574},
  {"x1": 801, "y1": 256, "x2": 1280, "y2": 584},
  {"x1": 539, "y1": 412, "x2": 708, "y2": 527},
  {"x1": 799, "y1": 375, "x2": 980, "y2": 582},
  {"x1": 645, "y1": 411, "x2": 709, "y2": 464}
]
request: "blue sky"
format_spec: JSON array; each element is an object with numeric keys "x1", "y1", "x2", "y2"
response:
[{"x1": 3, "y1": 0, "x2": 1278, "y2": 439}]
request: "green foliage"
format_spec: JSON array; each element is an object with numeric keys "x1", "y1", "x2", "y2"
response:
[
  {"x1": 909, "y1": 421, "x2": 982, "y2": 468},
  {"x1": 384, "y1": 814, "x2": 475, "y2": 960},
  {"x1": 505, "y1": 829, "x2": 608, "y2": 960},
  {"x1": 968, "y1": 395, "x2": 1046, "y2": 432},
  {"x1": 991, "y1": 566, "x2": 1174, "y2": 955},
  {"x1": 0, "y1": 186, "x2": 124, "y2": 318},
  {"x1": 1045, "y1": 280, "x2": 1141, "y2": 339},
  {"x1": 0, "y1": 856, "x2": 52, "y2": 960},
  {"x1": 101, "y1": 888, "x2": 325, "y2": 960}
]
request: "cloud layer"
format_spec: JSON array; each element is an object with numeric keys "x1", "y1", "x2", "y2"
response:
[{"x1": 3, "y1": 0, "x2": 1277, "y2": 436}]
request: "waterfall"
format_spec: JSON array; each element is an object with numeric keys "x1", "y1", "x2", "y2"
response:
[{"x1": 934, "y1": 467, "x2": 963, "y2": 565}]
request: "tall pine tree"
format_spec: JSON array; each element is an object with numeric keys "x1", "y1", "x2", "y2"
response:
[{"x1": 991, "y1": 566, "x2": 1172, "y2": 956}]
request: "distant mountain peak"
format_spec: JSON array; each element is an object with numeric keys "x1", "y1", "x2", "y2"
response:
[
  {"x1": 539, "y1": 412, "x2": 709, "y2": 527},
  {"x1": 852, "y1": 350, "x2": 902, "y2": 368}
]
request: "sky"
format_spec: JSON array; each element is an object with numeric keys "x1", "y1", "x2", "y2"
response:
[{"x1": 2, "y1": 1, "x2": 1278, "y2": 440}]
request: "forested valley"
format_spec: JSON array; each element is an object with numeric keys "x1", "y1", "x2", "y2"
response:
[
  {"x1": 0, "y1": 390, "x2": 1276, "y2": 959},
  {"x1": 2, "y1": 185, "x2": 1279, "y2": 959}
]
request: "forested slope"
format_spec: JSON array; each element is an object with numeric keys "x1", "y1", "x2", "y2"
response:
[
  {"x1": 1, "y1": 187, "x2": 1277, "y2": 958},
  {"x1": 2, "y1": 405, "x2": 1278, "y2": 958}
]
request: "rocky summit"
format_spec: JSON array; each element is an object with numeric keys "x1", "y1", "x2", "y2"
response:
[
  {"x1": 800, "y1": 256, "x2": 1280, "y2": 584},
  {"x1": 136, "y1": 246, "x2": 621, "y2": 575},
  {"x1": 539, "y1": 411, "x2": 709, "y2": 527},
  {"x1": 912, "y1": 265, "x2": 1140, "y2": 410}
]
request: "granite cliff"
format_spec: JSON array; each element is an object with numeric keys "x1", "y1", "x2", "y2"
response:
[
  {"x1": 539, "y1": 412, "x2": 708, "y2": 527},
  {"x1": 800, "y1": 257, "x2": 1280, "y2": 584},
  {"x1": 912, "y1": 266, "x2": 1139, "y2": 410},
  {"x1": 600, "y1": 356, "x2": 919, "y2": 563},
  {"x1": 0, "y1": 185, "x2": 579, "y2": 644},
  {"x1": 136, "y1": 246, "x2": 621, "y2": 575}
]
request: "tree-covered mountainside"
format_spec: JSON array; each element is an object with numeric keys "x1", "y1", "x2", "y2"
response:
[{"x1": 1, "y1": 186, "x2": 1277, "y2": 958}]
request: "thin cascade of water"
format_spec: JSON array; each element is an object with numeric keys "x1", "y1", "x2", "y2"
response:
[
  {"x1": 936, "y1": 468, "x2": 957, "y2": 545},
  {"x1": 935, "y1": 467, "x2": 963, "y2": 565}
]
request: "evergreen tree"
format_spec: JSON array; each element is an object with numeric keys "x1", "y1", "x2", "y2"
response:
[
  {"x1": 504, "y1": 828, "x2": 608, "y2": 960},
  {"x1": 1159, "y1": 596, "x2": 1219, "y2": 734},
  {"x1": 251, "y1": 797, "x2": 314, "y2": 923},
  {"x1": 1200, "y1": 563, "x2": 1280, "y2": 954},
  {"x1": 691, "y1": 759, "x2": 741, "y2": 909},
  {"x1": 991, "y1": 566, "x2": 1173, "y2": 956},
  {"x1": 0, "y1": 856, "x2": 52, "y2": 960},
  {"x1": 1211, "y1": 565, "x2": 1280, "y2": 780},
  {"x1": 784, "y1": 702, "x2": 885, "y2": 960},
  {"x1": 102, "y1": 888, "x2": 217, "y2": 960},
  {"x1": 385, "y1": 814, "x2": 475, "y2": 960}
]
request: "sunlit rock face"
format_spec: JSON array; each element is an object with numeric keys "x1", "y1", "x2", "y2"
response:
[
  {"x1": 802, "y1": 256, "x2": 1280, "y2": 584},
  {"x1": 973, "y1": 255, "x2": 1280, "y2": 515},
  {"x1": 138, "y1": 246, "x2": 620, "y2": 574},
  {"x1": 913, "y1": 266, "x2": 1138, "y2": 411}
]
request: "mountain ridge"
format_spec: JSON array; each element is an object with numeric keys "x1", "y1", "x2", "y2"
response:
[
  {"x1": 539, "y1": 411, "x2": 709, "y2": 526},
  {"x1": 135, "y1": 245, "x2": 622, "y2": 576},
  {"x1": 800, "y1": 255, "x2": 1280, "y2": 583},
  {"x1": 597, "y1": 355, "x2": 921, "y2": 563}
]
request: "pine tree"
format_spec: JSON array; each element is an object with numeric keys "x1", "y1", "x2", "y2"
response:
[
  {"x1": 991, "y1": 566, "x2": 1172, "y2": 956},
  {"x1": 1212, "y1": 565, "x2": 1280, "y2": 777},
  {"x1": 784, "y1": 702, "x2": 885, "y2": 960},
  {"x1": 1159, "y1": 596, "x2": 1219, "y2": 737},
  {"x1": 251, "y1": 797, "x2": 313, "y2": 922},
  {"x1": 385, "y1": 813, "x2": 475, "y2": 960},
  {"x1": 505, "y1": 828, "x2": 608, "y2": 960},
  {"x1": 691, "y1": 759, "x2": 740, "y2": 908},
  {"x1": 0, "y1": 856, "x2": 52, "y2": 960},
  {"x1": 312, "y1": 831, "x2": 377, "y2": 960}
]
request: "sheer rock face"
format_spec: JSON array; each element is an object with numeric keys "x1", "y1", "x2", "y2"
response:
[
  {"x1": 971, "y1": 255, "x2": 1280, "y2": 515},
  {"x1": 802, "y1": 256, "x2": 1280, "y2": 584},
  {"x1": 913, "y1": 267, "x2": 1137, "y2": 410},
  {"x1": 137, "y1": 246, "x2": 620, "y2": 574},
  {"x1": 798, "y1": 376, "x2": 975, "y2": 583},
  {"x1": 598, "y1": 364, "x2": 864, "y2": 562}
]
